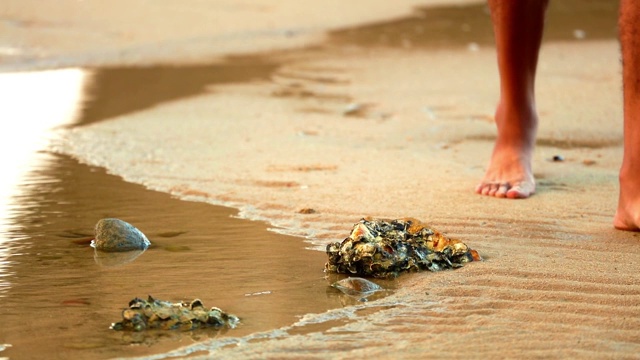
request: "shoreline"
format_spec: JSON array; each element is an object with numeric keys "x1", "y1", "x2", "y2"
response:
[
  {"x1": 55, "y1": 38, "x2": 640, "y2": 358},
  {"x1": 54, "y1": 39, "x2": 625, "y2": 246}
]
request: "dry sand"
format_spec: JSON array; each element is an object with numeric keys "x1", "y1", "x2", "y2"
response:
[{"x1": 4, "y1": 0, "x2": 640, "y2": 358}]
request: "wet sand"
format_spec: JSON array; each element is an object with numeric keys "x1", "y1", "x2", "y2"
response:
[{"x1": 4, "y1": 0, "x2": 640, "y2": 358}]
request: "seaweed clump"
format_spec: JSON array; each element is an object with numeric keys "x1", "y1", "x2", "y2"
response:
[
  {"x1": 325, "y1": 218, "x2": 480, "y2": 278},
  {"x1": 111, "y1": 296, "x2": 239, "y2": 332}
]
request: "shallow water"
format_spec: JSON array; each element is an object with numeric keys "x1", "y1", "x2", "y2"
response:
[
  {"x1": 0, "y1": 68, "x2": 395, "y2": 359},
  {"x1": 0, "y1": 149, "x2": 365, "y2": 359}
]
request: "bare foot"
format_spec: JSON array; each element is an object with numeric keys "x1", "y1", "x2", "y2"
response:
[
  {"x1": 476, "y1": 146, "x2": 535, "y2": 199},
  {"x1": 614, "y1": 172, "x2": 640, "y2": 231},
  {"x1": 476, "y1": 104, "x2": 537, "y2": 199}
]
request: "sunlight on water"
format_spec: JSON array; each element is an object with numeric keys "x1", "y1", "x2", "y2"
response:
[{"x1": 0, "y1": 68, "x2": 87, "y2": 294}]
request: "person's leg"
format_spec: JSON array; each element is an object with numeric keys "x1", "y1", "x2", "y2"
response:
[
  {"x1": 477, "y1": 0, "x2": 548, "y2": 198},
  {"x1": 614, "y1": 0, "x2": 640, "y2": 231}
]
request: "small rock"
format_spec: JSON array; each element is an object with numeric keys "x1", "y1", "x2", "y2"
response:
[
  {"x1": 583, "y1": 159, "x2": 596, "y2": 166},
  {"x1": 92, "y1": 218, "x2": 151, "y2": 252},
  {"x1": 331, "y1": 277, "x2": 382, "y2": 299},
  {"x1": 298, "y1": 208, "x2": 317, "y2": 214},
  {"x1": 552, "y1": 155, "x2": 565, "y2": 162},
  {"x1": 343, "y1": 103, "x2": 363, "y2": 116}
]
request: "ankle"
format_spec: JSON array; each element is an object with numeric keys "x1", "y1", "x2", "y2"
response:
[{"x1": 493, "y1": 104, "x2": 538, "y2": 150}]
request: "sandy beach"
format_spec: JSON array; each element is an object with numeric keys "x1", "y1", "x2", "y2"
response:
[{"x1": 3, "y1": 0, "x2": 639, "y2": 358}]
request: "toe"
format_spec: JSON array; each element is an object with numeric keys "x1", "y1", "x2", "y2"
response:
[
  {"x1": 506, "y1": 183, "x2": 534, "y2": 199},
  {"x1": 495, "y1": 183, "x2": 510, "y2": 198},
  {"x1": 487, "y1": 183, "x2": 500, "y2": 196},
  {"x1": 482, "y1": 183, "x2": 496, "y2": 196}
]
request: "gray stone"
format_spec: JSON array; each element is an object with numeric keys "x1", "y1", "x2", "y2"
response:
[{"x1": 92, "y1": 218, "x2": 151, "y2": 252}]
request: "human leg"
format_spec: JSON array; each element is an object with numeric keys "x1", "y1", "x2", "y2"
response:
[
  {"x1": 476, "y1": 0, "x2": 548, "y2": 198},
  {"x1": 614, "y1": 0, "x2": 640, "y2": 230}
]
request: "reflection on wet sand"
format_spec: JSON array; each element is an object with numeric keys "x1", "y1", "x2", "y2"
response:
[
  {"x1": 0, "y1": 69, "x2": 87, "y2": 294},
  {"x1": 77, "y1": 56, "x2": 280, "y2": 127},
  {"x1": 0, "y1": 69, "x2": 86, "y2": 229},
  {"x1": 93, "y1": 248, "x2": 146, "y2": 267}
]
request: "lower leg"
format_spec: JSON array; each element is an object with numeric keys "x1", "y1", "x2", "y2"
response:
[
  {"x1": 477, "y1": 0, "x2": 548, "y2": 199},
  {"x1": 614, "y1": 0, "x2": 640, "y2": 230}
]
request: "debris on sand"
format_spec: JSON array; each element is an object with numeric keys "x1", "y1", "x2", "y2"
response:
[
  {"x1": 111, "y1": 296, "x2": 239, "y2": 332},
  {"x1": 325, "y1": 218, "x2": 480, "y2": 278}
]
